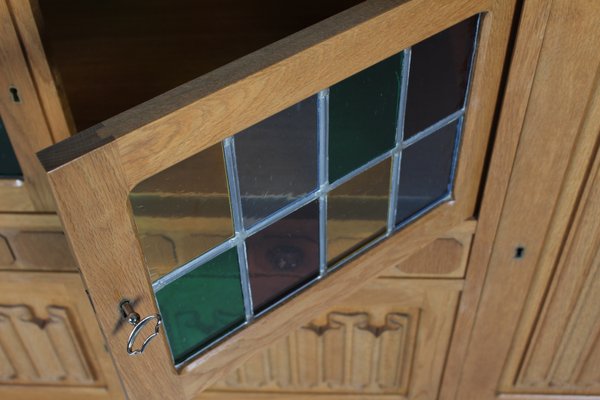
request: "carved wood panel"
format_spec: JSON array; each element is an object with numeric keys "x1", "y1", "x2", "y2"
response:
[
  {"x1": 0, "y1": 228, "x2": 77, "y2": 272},
  {"x1": 0, "y1": 305, "x2": 93, "y2": 385},
  {"x1": 380, "y1": 220, "x2": 475, "y2": 279},
  {"x1": 215, "y1": 311, "x2": 416, "y2": 394},
  {"x1": 504, "y1": 146, "x2": 600, "y2": 395},
  {"x1": 0, "y1": 271, "x2": 124, "y2": 399},
  {"x1": 205, "y1": 279, "x2": 461, "y2": 399}
]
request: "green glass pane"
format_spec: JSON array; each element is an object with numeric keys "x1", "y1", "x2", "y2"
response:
[
  {"x1": 156, "y1": 248, "x2": 245, "y2": 364},
  {"x1": 130, "y1": 143, "x2": 234, "y2": 282},
  {"x1": 0, "y1": 118, "x2": 22, "y2": 178},
  {"x1": 328, "y1": 52, "x2": 402, "y2": 182},
  {"x1": 327, "y1": 158, "x2": 391, "y2": 266}
]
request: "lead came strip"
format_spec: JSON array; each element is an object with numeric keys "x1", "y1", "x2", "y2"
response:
[
  {"x1": 387, "y1": 47, "x2": 412, "y2": 234},
  {"x1": 224, "y1": 137, "x2": 254, "y2": 321},
  {"x1": 318, "y1": 89, "x2": 330, "y2": 276},
  {"x1": 133, "y1": 15, "x2": 482, "y2": 367}
]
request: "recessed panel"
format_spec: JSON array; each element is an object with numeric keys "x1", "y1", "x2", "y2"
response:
[
  {"x1": 235, "y1": 97, "x2": 318, "y2": 228},
  {"x1": 246, "y1": 201, "x2": 320, "y2": 313},
  {"x1": 404, "y1": 16, "x2": 477, "y2": 138},
  {"x1": 156, "y1": 248, "x2": 245, "y2": 364},
  {"x1": 327, "y1": 159, "x2": 391, "y2": 265},
  {"x1": 130, "y1": 143, "x2": 234, "y2": 282},
  {"x1": 395, "y1": 120, "x2": 459, "y2": 225},
  {"x1": 328, "y1": 53, "x2": 402, "y2": 182}
]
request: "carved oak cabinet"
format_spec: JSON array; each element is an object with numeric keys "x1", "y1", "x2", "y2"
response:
[{"x1": 0, "y1": 1, "x2": 598, "y2": 399}]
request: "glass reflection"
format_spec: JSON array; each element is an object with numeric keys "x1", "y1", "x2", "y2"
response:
[
  {"x1": 404, "y1": 16, "x2": 478, "y2": 138},
  {"x1": 327, "y1": 159, "x2": 391, "y2": 265},
  {"x1": 130, "y1": 143, "x2": 234, "y2": 282},
  {"x1": 246, "y1": 200, "x2": 320, "y2": 313},
  {"x1": 235, "y1": 96, "x2": 318, "y2": 228},
  {"x1": 395, "y1": 120, "x2": 459, "y2": 224},
  {"x1": 156, "y1": 248, "x2": 245, "y2": 364}
]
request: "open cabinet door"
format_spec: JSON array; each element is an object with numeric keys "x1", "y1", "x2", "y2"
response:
[{"x1": 37, "y1": 1, "x2": 516, "y2": 398}]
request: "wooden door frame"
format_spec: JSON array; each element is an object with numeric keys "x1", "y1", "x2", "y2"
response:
[
  {"x1": 38, "y1": 0, "x2": 516, "y2": 398},
  {"x1": 0, "y1": 0, "x2": 73, "y2": 211}
]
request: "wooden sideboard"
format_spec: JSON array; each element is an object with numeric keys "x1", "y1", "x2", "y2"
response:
[{"x1": 0, "y1": 1, "x2": 598, "y2": 399}]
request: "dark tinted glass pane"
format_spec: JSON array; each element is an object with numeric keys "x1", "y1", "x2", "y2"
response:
[
  {"x1": 0, "y1": 118, "x2": 22, "y2": 178},
  {"x1": 156, "y1": 248, "x2": 244, "y2": 364},
  {"x1": 130, "y1": 143, "x2": 234, "y2": 282},
  {"x1": 329, "y1": 53, "x2": 402, "y2": 182},
  {"x1": 395, "y1": 120, "x2": 459, "y2": 224},
  {"x1": 327, "y1": 159, "x2": 391, "y2": 265},
  {"x1": 235, "y1": 97, "x2": 318, "y2": 228},
  {"x1": 404, "y1": 16, "x2": 477, "y2": 138},
  {"x1": 246, "y1": 201, "x2": 320, "y2": 313}
]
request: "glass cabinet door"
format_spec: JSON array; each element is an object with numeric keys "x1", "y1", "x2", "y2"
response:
[{"x1": 38, "y1": 1, "x2": 517, "y2": 398}]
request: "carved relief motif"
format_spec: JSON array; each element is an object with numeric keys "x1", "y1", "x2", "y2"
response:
[
  {"x1": 213, "y1": 311, "x2": 416, "y2": 394},
  {"x1": 511, "y1": 166, "x2": 600, "y2": 394},
  {"x1": 0, "y1": 305, "x2": 95, "y2": 385},
  {"x1": 0, "y1": 230, "x2": 77, "y2": 271}
]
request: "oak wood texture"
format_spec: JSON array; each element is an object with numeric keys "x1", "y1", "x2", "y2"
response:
[
  {"x1": 0, "y1": 271, "x2": 124, "y2": 400},
  {"x1": 505, "y1": 148, "x2": 600, "y2": 394},
  {"x1": 0, "y1": 212, "x2": 76, "y2": 272},
  {"x1": 0, "y1": 181, "x2": 35, "y2": 211},
  {"x1": 379, "y1": 220, "x2": 476, "y2": 279},
  {"x1": 202, "y1": 278, "x2": 462, "y2": 399},
  {"x1": 6, "y1": 0, "x2": 75, "y2": 142},
  {"x1": 439, "y1": 0, "x2": 553, "y2": 396},
  {"x1": 454, "y1": 0, "x2": 600, "y2": 397},
  {"x1": 40, "y1": 0, "x2": 516, "y2": 398},
  {"x1": 0, "y1": 0, "x2": 57, "y2": 211}
]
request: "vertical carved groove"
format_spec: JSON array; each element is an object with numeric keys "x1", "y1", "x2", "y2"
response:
[
  {"x1": 0, "y1": 306, "x2": 39, "y2": 381},
  {"x1": 514, "y1": 153, "x2": 600, "y2": 393},
  {"x1": 0, "y1": 305, "x2": 96, "y2": 385},
  {"x1": 46, "y1": 307, "x2": 94, "y2": 384},
  {"x1": 215, "y1": 311, "x2": 415, "y2": 393}
]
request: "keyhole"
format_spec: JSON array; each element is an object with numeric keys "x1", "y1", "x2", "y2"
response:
[
  {"x1": 514, "y1": 246, "x2": 525, "y2": 259},
  {"x1": 9, "y1": 86, "x2": 20, "y2": 103}
]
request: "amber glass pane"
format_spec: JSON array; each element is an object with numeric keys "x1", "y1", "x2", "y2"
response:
[
  {"x1": 329, "y1": 53, "x2": 402, "y2": 182},
  {"x1": 235, "y1": 96, "x2": 318, "y2": 228},
  {"x1": 156, "y1": 248, "x2": 245, "y2": 364},
  {"x1": 404, "y1": 16, "x2": 477, "y2": 138},
  {"x1": 327, "y1": 159, "x2": 391, "y2": 265},
  {"x1": 395, "y1": 120, "x2": 459, "y2": 224},
  {"x1": 0, "y1": 118, "x2": 21, "y2": 178},
  {"x1": 130, "y1": 143, "x2": 234, "y2": 281},
  {"x1": 245, "y1": 200, "x2": 320, "y2": 313}
]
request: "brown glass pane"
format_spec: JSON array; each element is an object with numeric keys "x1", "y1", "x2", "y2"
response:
[
  {"x1": 235, "y1": 96, "x2": 318, "y2": 228},
  {"x1": 327, "y1": 159, "x2": 391, "y2": 265},
  {"x1": 404, "y1": 16, "x2": 477, "y2": 138},
  {"x1": 130, "y1": 143, "x2": 234, "y2": 281},
  {"x1": 246, "y1": 201, "x2": 320, "y2": 313}
]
